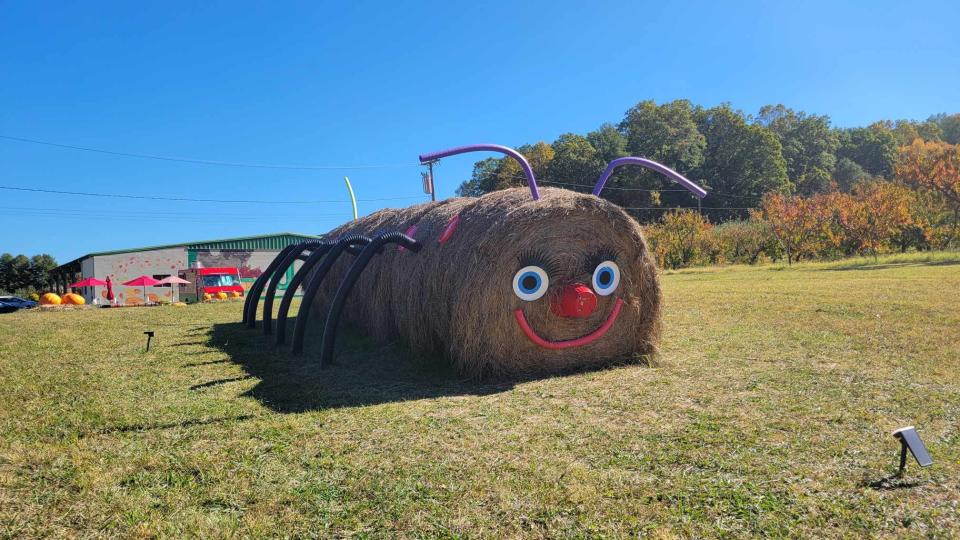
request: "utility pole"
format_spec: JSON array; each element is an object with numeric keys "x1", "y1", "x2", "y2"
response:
[{"x1": 697, "y1": 180, "x2": 706, "y2": 215}]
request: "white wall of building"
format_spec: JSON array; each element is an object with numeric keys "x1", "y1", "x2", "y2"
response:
[{"x1": 89, "y1": 247, "x2": 187, "y2": 305}]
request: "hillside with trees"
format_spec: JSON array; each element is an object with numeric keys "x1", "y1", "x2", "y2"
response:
[{"x1": 457, "y1": 101, "x2": 960, "y2": 267}]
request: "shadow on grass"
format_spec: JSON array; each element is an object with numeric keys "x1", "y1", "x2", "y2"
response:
[
  {"x1": 189, "y1": 375, "x2": 255, "y2": 390},
  {"x1": 812, "y1": 258, "x2": 960, "y2": 272},
  {"x1": 206, "y1": 319, "x2": 517, "y2": 413},
  {"x1": 864, "y1": 473, "x2": 922, "y2": 490},
  {"x1": 89, "y1": 414, "x2": 258, "y2": 436},
  {"x1": 182, "y1": 358, "x2": 230, "y2": 367}
]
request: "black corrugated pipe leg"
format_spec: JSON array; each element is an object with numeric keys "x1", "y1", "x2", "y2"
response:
[
  {"x1": 244, "y1": 243, "x2": 299, "y2": 327},
  {"x1": 289, "y1": 234, "x2": 382, "y2": 355},
  {"x1": 262, "y1": 241, "x2": 327, "y2": 335},
  {"x1": 314, "y1": 232, "x2": 421, "y2": 365},
  {"x1": 273, "y1": 244, "x2": 335, "y2": 345},
  {"x1": 276, "y1": 235, "x2": 371, "y2": 347}
]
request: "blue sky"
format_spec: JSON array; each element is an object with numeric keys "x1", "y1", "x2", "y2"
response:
[{"x1": 2, "y1": 0, "x2": 958, "y2": 262}]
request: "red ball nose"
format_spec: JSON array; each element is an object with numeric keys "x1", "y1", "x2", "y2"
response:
[{"x1": 551, "y1": 283, "x2": 598, "y2": 318}]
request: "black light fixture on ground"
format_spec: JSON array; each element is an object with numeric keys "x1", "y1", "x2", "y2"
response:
[{"x1": 893, "y1": 426, "x2": 933, "y2": 475}]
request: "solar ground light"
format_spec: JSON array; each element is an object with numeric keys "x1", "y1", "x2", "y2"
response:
[
  {"x1": 893, "y1": 426, "x2": 933, "y2": 475},
  {"x1": 143, "y1": 330, "x2": 155, "y2": 352}
]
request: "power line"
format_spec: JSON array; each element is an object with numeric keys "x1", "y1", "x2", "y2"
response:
[
  {"x1": 0, "y1": 185, "x2": 428, "y2": 204},
  {"x1": 541, "y1": 180, "x2": 689, "y2": 192},
  {"x1": 509, "y1": 174, "x2": 760, "y2": 200},
  {"x1": 0, "y1": 134, "x2": 420, "y2": 170},
  {"x1": 0, "y1": 206, "x2": 351, "y2": 219},
  {"x1": 0, "y1": 206, "x2": 348, "y2": 221},
  {"x1": 0, "y1": 211, "x2": 346, "y2": 224},
  {"x1": 623, "y1": 206, "x2": 755, "y2": 211}
]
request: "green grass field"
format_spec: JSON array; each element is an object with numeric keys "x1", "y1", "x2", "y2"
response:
[{"x1": 2, "y1": 252, "x2": 959, "y2": 538}]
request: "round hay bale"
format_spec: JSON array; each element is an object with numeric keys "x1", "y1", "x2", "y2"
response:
[
  {"x1": 40, "y1": 293, "x2": 62, "y2": 305},
  {"x1": 310, "y1": 187, "x2": 660, "y2": 378},
  {"x1": 216, "y1": 291, "x2": 229, "y2": 301},
  {"x1": 203, "y1": 293, "x2": 213, "y2": 302}
]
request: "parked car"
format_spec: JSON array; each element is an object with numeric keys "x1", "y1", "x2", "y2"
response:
[{"x1": 0, "y1": 296, "x2": 38, "y2": 313}]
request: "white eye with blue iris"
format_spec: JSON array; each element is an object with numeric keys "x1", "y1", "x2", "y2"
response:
[
  {"x1": 591, "y1": 260, "x2": 620, "y2": 296},
  {"x1": 512, "y1": 265, "x2": 549, "y2": 301}
]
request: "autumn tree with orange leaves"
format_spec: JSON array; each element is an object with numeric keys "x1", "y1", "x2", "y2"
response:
[
  {"x1": 895, "y1": 140, "x2": 960, "y2": 245},
  {"x1": 832, "y1": 182, "x2": 915, "y2": 257},
  {"x1": 753, "y1": 193, "x2": 835, "y2": 265}
]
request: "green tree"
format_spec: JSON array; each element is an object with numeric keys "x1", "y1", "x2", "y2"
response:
[
  {"x1": 892, "y1": 120, "x2": 922, "y2": 146},
  {"x1": 917, "y1": 119, "x2": 945, "y2": 142},
  {"x1": 0, "y1": 253, "x2": 12, "y2": 292},
  {"x1": 890, "y1": 119, "x2": 944, "y2": 146},
  {"x1": 0, "y1": 254, "x2": 32, "y2": 293},
  {"x1": 0, "y1": 253, "x2": 58, "y2": 294},
  {"x1": 455, "y1": 143, "x2": 555, "y2": 196},
  {"x1": 29, "y1": 254, "x2": 58, "y2": 292},
  {"x1": 618, "y1": 99, "x2": 706, "y2": 214},
  {"x1": 620, "y1": 99, "x2": 705, "y2": 171},
  {"x1": 836, "y1": 122, "x2": 898, "y2": 177},
  {"x1": 755, "y1": 104, "x2": 839, "y2": 194},
  {"x1": 456, "y1": 157, "x2": 500, "y2": 197},
  {"x1": 546, "y1": 133, "x2": 600, "y2": 188},
  {"x1": 586, "y1": 123, "x2": 627, "y2": 164},
  {"x1": 833, "y1": 157, "x2": 869, "y2": 191},
  {"x1": 937, "y1": 113, "x2": 960, "y2": 144},
  {"x1": 495, "y1": 142, "x2": 554, "y2": 190},
  {"x1": 692, "y1": 104, "x2": 789, "y2": 218}
]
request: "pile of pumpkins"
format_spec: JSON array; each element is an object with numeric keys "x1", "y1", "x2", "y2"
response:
[
  {"x1": 39, "y1": 292, "x2": 86, "y2": 306},
  {"x1": 202, "y1": 291, "x2": 242, "y2": 302}
]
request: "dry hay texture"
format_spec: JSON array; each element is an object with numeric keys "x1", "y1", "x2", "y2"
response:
[{"x1": 311, "y1": 187, "x2": 661, "y2": 378}]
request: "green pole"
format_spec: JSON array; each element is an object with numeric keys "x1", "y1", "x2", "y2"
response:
[{"x1": 344, "y1": 176, "x2": 358, "y2": 221}]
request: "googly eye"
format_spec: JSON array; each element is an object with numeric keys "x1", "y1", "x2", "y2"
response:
[
  {"x1": 591, "y1": 260, "x2": 620, "y2": 296},
  {"x1": 512, "y1": 265, "x2": 549, "y2": 301}
]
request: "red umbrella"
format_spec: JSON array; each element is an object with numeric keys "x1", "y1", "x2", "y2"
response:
[
  {"x1": 69, "y1": 277, "x2": 108, "y2": 288},
  {"x1": 68, "y1": 277, "x2": 109, "y2": 304},
  {"x1": 122, "y1": 275, "x2": 161, "y2": 304}
]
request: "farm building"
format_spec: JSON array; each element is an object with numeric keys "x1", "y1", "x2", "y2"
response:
[{"x1": 51, "y1": 232, "x2": 320, "y2": 305}]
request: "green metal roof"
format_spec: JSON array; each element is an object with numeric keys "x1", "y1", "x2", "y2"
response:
[{"x1": 55, "y1": 232, "x2": 321, "y2": 271}]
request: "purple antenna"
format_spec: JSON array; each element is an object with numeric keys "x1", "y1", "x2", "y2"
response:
[
  {"x1": 593, "y1": 157, "x2": 707, "y2": 199},
  {"x1": 419, "y1": 144, "x2": 540, "y2": 200}
]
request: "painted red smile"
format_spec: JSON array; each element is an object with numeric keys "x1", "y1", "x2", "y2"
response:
[{"x1": 514, "y1": 298, "x2": 624, "y2": 350}]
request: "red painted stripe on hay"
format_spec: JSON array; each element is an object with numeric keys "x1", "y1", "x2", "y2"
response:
[
  {"x1": 438, "y1": 214, "x2": 460, "y2": 245},
  {"x1": 398, "y1": 224, "x2": 418, "y2": 252}
]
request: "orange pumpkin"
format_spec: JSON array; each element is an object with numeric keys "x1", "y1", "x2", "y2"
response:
[
  {"x1": 40, "y1": 293, "x2": 62, "y2": 305},
  {"x1": 216, "y1": 292, "x2": 229, "y2": 300},
  {"x1": 62, "y1": 293, "x2": 86, "y2": 305}
]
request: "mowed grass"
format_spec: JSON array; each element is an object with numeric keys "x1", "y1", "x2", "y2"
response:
[{"x1": 1, "y1": 252, "x2": 959, "y2": 538}]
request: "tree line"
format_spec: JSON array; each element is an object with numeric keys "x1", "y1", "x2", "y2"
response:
[
  {"x1": 456, "y1": 100, "x2": 960, "y2": 266},
  {"x1": 0, "y1": 254, "x2": 59, "y2": 297}
]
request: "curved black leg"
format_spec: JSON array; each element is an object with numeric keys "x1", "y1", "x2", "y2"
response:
[
  {"x1": 289, "y1": 234, "x2": 376, "y2": 355},
  {"x1": 274, "y1": 245, "x2": 334, "y2": 345},
  {"x1": 244, "y1": 243, "x2": 299, "y2": 327},
  {"x1": 263, "y1": 241, "x2": 326, "y2": 335},
  {"x1": 276, "y1": 234, "x2": 371, "y2": 346},
  {"x1": 313, "y1": 232, "x2": 421, "y2": 364}
]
